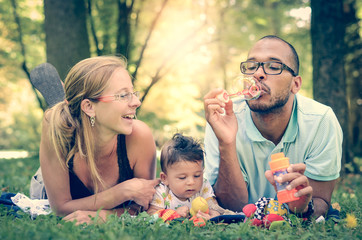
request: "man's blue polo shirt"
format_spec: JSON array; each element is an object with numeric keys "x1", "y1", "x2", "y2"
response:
[{"x1": 204, "y1": 94, "x2": 342, "y2": 204}]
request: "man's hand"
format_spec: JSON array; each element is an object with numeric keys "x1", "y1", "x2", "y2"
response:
[
  {"x1": 265, "y1": 163, "x2": 313, "y2": 213},
  {"x1": 204, "y1": 88, "x2": 238, "y2": 145}
]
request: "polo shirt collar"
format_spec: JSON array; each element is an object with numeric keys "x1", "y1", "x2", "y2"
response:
[
  {"x1": 283, "y1": 96, "x2": 298, "y2": 142},
  {"x1": 245, "y1": 96, "x2": 298, "y2": 143}
]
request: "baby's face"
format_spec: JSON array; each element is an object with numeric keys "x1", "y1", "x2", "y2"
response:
[{"x1": 162, "y1": 160, "x2": 204, "y2": 201}]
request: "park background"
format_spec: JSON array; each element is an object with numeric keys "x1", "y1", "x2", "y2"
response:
[
  {"x1": 0, "y1": 0, "x2": 361, "y2": 239},
  {"x1": 1, "y1": 0, "x2": 361, "y2": 174}
]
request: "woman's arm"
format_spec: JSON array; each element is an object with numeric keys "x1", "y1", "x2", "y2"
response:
[
  {"x1": 40, "y1": 113, "x2": 74, "y2": 215},
  {"x1": 62, "y1": 204, "x2": 143, "y2": 225},
  {"x1": 126, "y1": 120, "x2": 157, "y2": 180},
  {"x1": 41, "y1": 115, "x2": 159, "y2": 216}
]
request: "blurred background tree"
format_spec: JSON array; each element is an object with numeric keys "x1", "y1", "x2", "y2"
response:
[{"x1": 0, "y1": 0, "x2": 360, "y2": 173}]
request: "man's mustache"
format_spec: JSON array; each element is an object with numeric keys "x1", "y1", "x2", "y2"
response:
[{"x1": 256, "y1": 80, "x2": 270, "y2": 94}]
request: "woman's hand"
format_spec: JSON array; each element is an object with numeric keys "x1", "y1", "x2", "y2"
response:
[
  {"x1": 265, "y1": 163, "x2": 313, "y2": 213},
  {"x1": 125, "y1": 178, "x2": 160, "y2": 210},
  {"x1": 62, "y1": 210, "x2": 108, "y2": 225}
]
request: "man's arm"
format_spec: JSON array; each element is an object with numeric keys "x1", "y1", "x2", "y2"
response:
[
  {"x1": 213, "y1": 141, "x2": 248, "y2": 211},
  {"x1": 203, "y1": 89, "x2": 249, "y2": 212},
  {"x1": 299, "y1": 107, "x2": 341, "y2": 217},
  {"x1": 309, "y1": 178, "x2": 336, "y2": 217}
]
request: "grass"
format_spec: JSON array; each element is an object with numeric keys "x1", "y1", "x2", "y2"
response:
[{"x1": 0, "y1": 156, "x2": 361, "y2": 240}]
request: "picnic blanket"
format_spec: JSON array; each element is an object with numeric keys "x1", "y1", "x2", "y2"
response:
[{"x1": 0, "y1": 192, "x2": 51, "y2": 219}]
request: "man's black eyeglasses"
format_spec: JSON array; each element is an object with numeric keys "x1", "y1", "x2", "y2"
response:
[{"x1": 240, "y1": 61, "x2": 297, "y2": 77}]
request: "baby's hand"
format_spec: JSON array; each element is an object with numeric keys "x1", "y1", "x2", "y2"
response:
[
  {"x1": 195, "y1": 210, "x2": 212, "y2": 220},
  {"x1": 176, "y1": 206, "x2": 190, "y2": 218}
]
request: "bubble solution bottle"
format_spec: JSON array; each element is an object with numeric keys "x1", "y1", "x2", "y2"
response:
[{"x1": 269, "y1": 152, "x2": 300, "y2": 204}]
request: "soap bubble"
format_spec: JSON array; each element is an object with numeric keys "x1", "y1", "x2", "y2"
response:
[{"x1": 218, "y1": 75, "x2": 261, "y2": 103}]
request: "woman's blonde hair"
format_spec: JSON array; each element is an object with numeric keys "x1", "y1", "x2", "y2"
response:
[{"x1": 48, "y1": 55, "x2": 128, "y2": 194}]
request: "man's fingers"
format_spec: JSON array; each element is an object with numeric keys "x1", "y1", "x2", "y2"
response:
[
  {"x1": 204, "y1": 89, "x2": 227, "y2": 116},
  {"x1": 287, "y1": 175, "x2": 309, "y2": 189},
  {"x1": 276, "y1": 172, "x2": 307, "y2": 186},
  {"x1": 265, "y1": 170, "x2": 275, "y2": 185},
  {"x1": 204, "y1": 88, "x2": 225, "y2": 100},
  {"x1": 287, "y1": 163, "x2": 306, "y2": 174},
  {"x1": 294, "y1": 185, "x2": 313, "y2": 198},
  {"x1": 206, "y1": 104, "x2": 225, "y2": 115},
  {"x1": 204, "y1": 98, "x2": 226, "y2": 111},
  {"x1": 223, "y1": 99, "x2": 234, "y2": 116}
]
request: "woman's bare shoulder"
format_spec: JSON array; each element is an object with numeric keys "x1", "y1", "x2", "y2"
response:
[
  {"x1": 126, "y1": 120, "x2": 155, "y2": 150},
  {"x1": 42, "y1": 109, "x2": 53, "y2": 125},
  {"x1": 131, "y1": 119, "x2": 153, "y2": 137},
  {"x1": 126, "y1": 120, "x2": 156, "y2": 173}
]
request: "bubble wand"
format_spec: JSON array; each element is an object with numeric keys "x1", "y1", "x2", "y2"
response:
[{"x1": 217, "y1": 76, "x2": 261, "y2": 102}]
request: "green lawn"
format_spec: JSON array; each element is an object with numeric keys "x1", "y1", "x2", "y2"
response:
[{"x1": 0, "y1": 156, "x2": 360, "y2": 240}]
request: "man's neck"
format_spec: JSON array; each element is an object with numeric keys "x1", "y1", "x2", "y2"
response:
[{"x1": 251, "y1": 96, "x2": 294, "y2": 145}]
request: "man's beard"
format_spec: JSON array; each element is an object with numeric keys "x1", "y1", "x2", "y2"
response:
[{"x1": 247, "y1": 90, "x2": 291, "y2": 114}]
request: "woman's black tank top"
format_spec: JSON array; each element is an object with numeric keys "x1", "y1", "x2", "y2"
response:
[{"x1": 68, "y1": 135, "x2": 134, "y2": 206}]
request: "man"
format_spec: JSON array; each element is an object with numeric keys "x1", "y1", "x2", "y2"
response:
[{"x1": 203, "y1": 35, "x2": 342, "y2": 218}]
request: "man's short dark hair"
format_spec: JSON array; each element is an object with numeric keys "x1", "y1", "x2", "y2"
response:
[{"x1": 260, "y1": 35, "x2": 299, "y2": 75}]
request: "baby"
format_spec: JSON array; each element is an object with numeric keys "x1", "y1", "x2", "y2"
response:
[{"x1": 147, "y1": 133, "x2": 224, "y2": 219}]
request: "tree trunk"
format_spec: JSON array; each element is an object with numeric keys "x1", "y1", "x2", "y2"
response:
[
  {"x1": 44, "y1": 0, "x2": 90, "y2": 80},
  {"x1": 116, "y1": 0, "x2": 133, "y2": 59},
  {"x1": 310, "y1": 0, "x2": 349, "y2": 174},
  {"x1": 344, "y1": 0, "x2": 362, "y2": 172}
]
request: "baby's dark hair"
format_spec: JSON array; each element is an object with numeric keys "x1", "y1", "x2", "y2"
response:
[{"x1": 160, "y1": 133, "x2": 204, "y2": 173}]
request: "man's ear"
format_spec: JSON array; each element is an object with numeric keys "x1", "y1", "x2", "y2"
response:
[
  {"x1": 81, "y1": 99, "x2": 95, "y2": 118},
  {"x1": 160, "y1": 172, "x2": 168, "y2": 186},
  {"x1": 291, "y1": 75, "x2": 302, "y2": 94}
]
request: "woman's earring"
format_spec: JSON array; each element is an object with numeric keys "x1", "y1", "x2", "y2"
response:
[{"x1": 90, "y1": 116, "x2": 95, "y2": 127}]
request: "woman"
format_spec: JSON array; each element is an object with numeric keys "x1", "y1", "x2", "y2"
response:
[{"x1": 39, "y1": 56, "x2": 160, "y2": 224}]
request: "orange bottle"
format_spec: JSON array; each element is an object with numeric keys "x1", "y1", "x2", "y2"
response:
[{"x1": 269, "y1": 152, "x2": 300, "y2": 203}]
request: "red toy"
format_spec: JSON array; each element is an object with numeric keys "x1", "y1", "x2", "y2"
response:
[{"x1": 242, "y1": 197, "x2": 290, "y2": 229}]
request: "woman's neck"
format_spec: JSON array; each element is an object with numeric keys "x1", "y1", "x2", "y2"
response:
[{"x1": 94, "y1": 135, "x2": 118, "y2": 162}]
